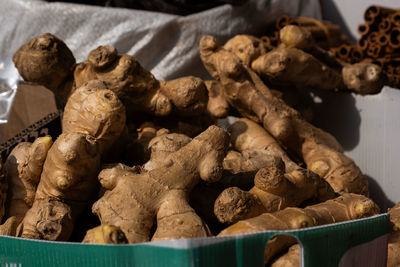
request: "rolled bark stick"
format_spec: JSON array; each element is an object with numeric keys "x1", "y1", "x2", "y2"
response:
[
  {"x1": 377, "y1": 33, "x2": 390, "y2": 46},
  {"x1": 337, "y1": 44, "x2": 353, "y2": 58},
  {"x1": 379, "y1": 17, "x2": 392, "y2": 32},
  {"x1": 391, "y1": 11, "x2": 400, "y2": 28},
  {"x1": 260, "y1": 36, "x2": 274, "y2": 50},
  {"x1": 390, "y1": 28, "x2": 400, "y2": 48},
  {"x1": 386, "y1": 65, "x2": 395, "y2": 75},
  {"x1": 365, "y1": 5, "x2": 397, "y2": 22},
  {"x1": 368, "y1": 32, "x2": 379, "y2": 44},
  {"x1": 358, "y1": 37, "x2": 369, "y2": 50},
  {"x1": 366, "y1": 45, "x2": 382, "y2": 58},
  {"x1": 276, "y1": 15, "x2": 291, "y2": 29},
  {"x1": 358, "y1": 24, "x2": 370, "y2": 36},
  {"x1": 351, "y1": 46, "x2": 365, "y2": 62}
]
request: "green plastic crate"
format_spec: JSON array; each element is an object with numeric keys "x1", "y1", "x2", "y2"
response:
[{"x1": 0, "y1": 214, "x2": 389, "y2": 267}]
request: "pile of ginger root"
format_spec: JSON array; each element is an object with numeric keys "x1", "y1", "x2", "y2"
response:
[{"x1": 0, "y1": 19, "x2": 394, "y2": 265}]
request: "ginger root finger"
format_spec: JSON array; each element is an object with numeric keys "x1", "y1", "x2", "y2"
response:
[
  {"x1": 18, "y1": 82, "x2": 126, "y2": 241},
  {"x1": 387, "y1": 202, "x2": 400, "y2": 267},
  {"x1": 1, "y1": 136, "x2": 52, "y2": 236},
  {"x1": 18, "y1": 133, "x2": 100, "y2": 240},
  {"x1": 279, "y1": 25, "x2": 343, "y2": 70},
  {"x1": 342, "y1": 63, "x2": 385, "y2": 95},
  {"x1": 92, "y1": 125, "x2": 229, "y2": 243},
  {"x1": 223, "y1": 35, "x2": 267, "y2": 66},
  {"x1": 12, "y1": 33, "x2": 75, "y2": 107},
  {"x1": 0, "y1": 217, "x2": 18, "y2": 236},
  {"x1": 270, "y1": 244, "x2": 300, "y2": 267},
  {"x1": 144, "y1": 131, "x2": 192, "y2": 171},
  {"x1": 279, "y1": 25, "x2": 385, "y2": 95},
  {"x1": 251, "y1": 47, "x2": 343, "y2": 91},
  {"x1": 199, "y1": 35, "x2": 368, "y2": 196},
  {"x1": 388, "y1": 231, "x2": 400, "y2": 267},
  {"x1": 82, "y1": 225, "x2": 128, "y2": 244},
  {"x1": 205, "y1": 81, "x2": 230, "y2": 118},
  {"x1": 389, "y1": 202, "x2": 400, "y2": 231},
  {"x1": 62, "y1": 80, "x2": 126, "y2": 153}
]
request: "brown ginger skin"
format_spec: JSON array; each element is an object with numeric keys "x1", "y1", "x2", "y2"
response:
[
  {"x1": 342, "y1": 63, "x2": 385, "y2": 95},
  {"x1": 251, "y1": 46, "x2": 344, "y2": 91},
  {"x1": 270, "y1": 244, "x2": 300, "y2": 267},
  {"x1": 13, "y1": 34, "x2": 208, "y2": 118},
  {"x1": 189, "y1": 147, "x2": 273, "y2": 228},
  {"x1": 62, "y1": 80, "x2": 126, "y2": 153},
  {"x1": 126, "y1": 122, "x2": 160, "y2": 165},
  {"x1": 204, "y1": 81, "x2": 230, "y2": 118},
  {"x1": 214, "y1": 119, "x2": 334, "y2": 225},
  {"x1": 143, "y1": 131, "x2": 192, "y2": 171},
  {"x1": 388, "y1": 231, "x2": 400, "y2": 267},
  {"x1": 279, "y1": 25, "x2": 343, "y2": 70},
  {"x1": 223, "y1": 35, "x2": 267, "y2": 66},
  {"x1": 389, "y1": 202, "x2": 400, "y2": 231},
  {"x1": 199, "y1": 35, "x2": 368, "y2": 196},
  {"x1": 18, "y1": 133, "x2": 101, "y2": 240},
  {"x1": 92, "y1": 125, "x2": 229, "y2": 243},
  {"x1": 222, "y1": 149, "x2": 272, "y2": 175},
  {"x1": 0, "y1": 137, "x2": 52, "y2": 236},
  {"x1": 279, "y1": 25, "x2": 385, "y2": 94},
  {"x1": 12, "y1": 33, "x2": 76, "y2": 107},
  {"x1": 75, "y1": 47, "x2": 208, "y2": 117},
  {"x1": 82, "y1": 225, "x2": 128, "y2": 244},
  {"x1": 18, "y1": 81, "x2": 126, "y2": 241}
]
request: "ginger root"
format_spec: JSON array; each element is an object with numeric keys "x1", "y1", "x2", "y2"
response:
[
  {"x1": 18, "y1": 81, "x2": 126, "y2": 241},
  {"x1": 92, "y1": 125, "x2": 229, "y2": 243},
  {"x1": 0, "y1": 136, "x2": 52, "y2": 236},
  {"x1": 12, "y1": 33, "x2": 76, "y2": 106},
  {"x1": 388, "y1": 231, "x2": 400, "y2": 267},
  {"x1": 387, "y1": 202, "x2": 400, "y2": 267},
  {"x1": 270, "y1": 244, "x2": 300, "y2": 267},
  {"x1": 82, "y1": 225, "x2": 128, "y2": 244},
  {"x1": 199, "y1": 35, "x2": 368, "y2": 196},
  {"x1": 205, "y1": 81, "x2": 230, "y2": 118},
  {"x1": 13, "y1": 34, "x2": 208, "y2": 118},
  {"x1": 251, "y1": 46, "x2": 344, "y2": 91},
  {"x1": 279, "y1": 25, "x2": 386, "y2": 95},
  {"x1": 143, "y1": 131, "x2": 192, "y2": 171},
  {"x1": 214, "y1": 118, "x2": 334, "y2": 224},
  {"x1": 223, "y1": 35, "x2": 267, "y2": 66}
]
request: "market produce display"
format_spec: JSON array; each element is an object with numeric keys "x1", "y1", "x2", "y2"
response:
[{"x1": 3, "y1": 6, "x2": 397, "y2": 266}]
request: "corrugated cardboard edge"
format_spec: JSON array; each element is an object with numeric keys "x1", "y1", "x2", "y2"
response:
[{"x1": 0, "y1": 111, "x2": 61, "y2": 159}]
